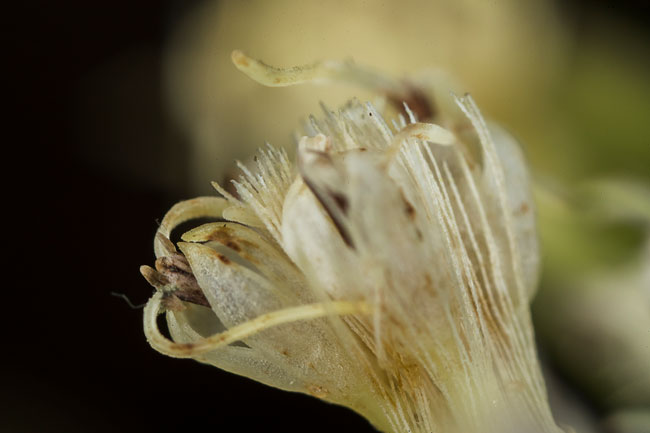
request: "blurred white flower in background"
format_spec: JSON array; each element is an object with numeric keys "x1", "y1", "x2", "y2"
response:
[{"x1": 164, "y1": 0, "x2": 567, "y2": 193}]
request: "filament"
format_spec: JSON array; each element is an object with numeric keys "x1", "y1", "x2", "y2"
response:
[{"x1": 144, "y1": 291, "x2": 371, "y2": 358}]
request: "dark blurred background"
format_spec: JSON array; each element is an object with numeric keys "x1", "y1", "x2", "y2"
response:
[{"x1": 7, "y1": 1, "x2": 649, "y2": 432}]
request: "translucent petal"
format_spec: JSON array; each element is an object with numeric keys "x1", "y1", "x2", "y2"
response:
[
  {"x1": 166, "y1": 304, "x2": 299, "y2": 391},
  {"x1": 178, "y1": 241, "x2": 287, "y2": 326},
  {"x1": 488, "y1": 124, "x2": 540, "y2": 299},
  {"x1": 181, "y1": 221, "x2": 311, "y2": 303},
  {"x1": 178, "y1": 240, "x2": 377, "y2": 410},
  {"x1": 281, "y1": 177, "x2": 361, "y2": 301}
]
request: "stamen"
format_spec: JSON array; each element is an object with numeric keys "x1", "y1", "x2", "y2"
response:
[
  {"x1": 231, "y1": 50, "x2": 404, "y2": 95},
  {"x1": 144, "y1": 291, "x2": 371, "y2": 358}
]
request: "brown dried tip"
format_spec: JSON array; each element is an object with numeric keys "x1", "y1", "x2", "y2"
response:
[
  {"x1": 141, "y1": 256, "x2": 211, "y2": 308},
  {"x1": 140, "y1": 265, "x2": 170, "y2": 289},
  {"x1": 155, "y1": 254, "x2": 193, "y2": 277}
]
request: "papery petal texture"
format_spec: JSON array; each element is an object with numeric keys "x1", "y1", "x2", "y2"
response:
[{"x1": 142, "y1": 58, "x2": 564, "y2": 433}]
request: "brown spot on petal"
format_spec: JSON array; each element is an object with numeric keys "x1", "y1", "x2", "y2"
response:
[
  {"x1": 217, "y1": 254, "x2": 231, "y2": 264},
  {"x1": 516, "y1": 202, "x2": 530, "y2": 215},
  {"x1": 404, "y1": 200, "x2": 416, "y2": 220},
  {"x1": 200, "y1": 226, "x2": 256, "y2": 253},
  {"x1": 398, "y1": 189, "x2": 416, "y2": 220},
  {"x1": 302, "y1": 178, "x2": 354, "y2": 249},
  {"x1": 174, "y1": 342, "x2": 195, "y2": 354},
  {"x1": 298, "y1": 149, "x2": 354, "y2": 248},
  {"x1": 329, "y1": 190, "x2": 349, "y2": 215},
  {"x1": 225, "y1": 240, "x2": 241, "y2": 252}
]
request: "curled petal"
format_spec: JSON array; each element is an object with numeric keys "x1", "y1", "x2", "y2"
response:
[{"x1": 154, "y1": 197, "x2": 229, "y2": 258}]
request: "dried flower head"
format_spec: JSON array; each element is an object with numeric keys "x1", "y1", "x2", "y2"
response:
[{"x1": 141, "y1": 53, "x2": 566, "y2": 433}]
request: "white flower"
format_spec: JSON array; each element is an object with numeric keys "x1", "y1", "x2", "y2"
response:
[{"x1": 141, "y1": 54, "x2": 566, "y2": 433}]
